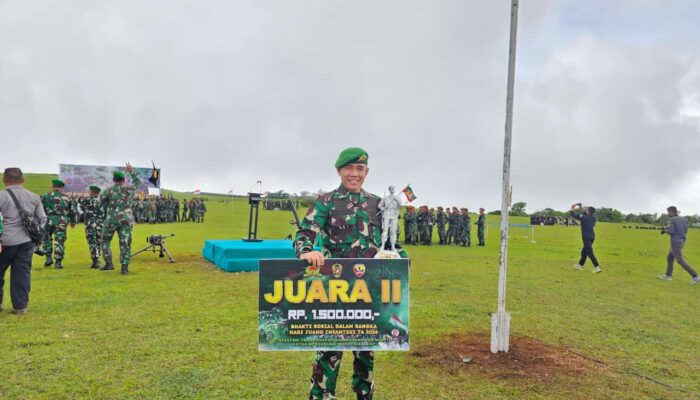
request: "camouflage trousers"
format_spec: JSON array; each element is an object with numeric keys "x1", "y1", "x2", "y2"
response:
[
  {"x1": 437, "y1": 224, "x2": 446, "y2": 244},
  {"x1": 446, "y1": 225, "x2": 454, "y2": 244},
  {"x1": 85, "y1": 221, "x2": 102, "y2": 259},
  {"x1": 478, "y1": 227, "x2": 485, "y2": 245},
  {"x1": 405, "y1": 225, "x2": 418, "y2": 244},
  {"x1": 181, "y1": 210, "x2": 187, "y2": 221},
  {"x1": 309, "y1": 351, "x2": 374, "y2": 400},
  {"x1": 463, "y1": 228, "x2": 471, "y2": 246},
  {"x1": 102, "y1": 223, "x2": 133, "y2": 266},
  {"x1": 44, "y1": 222, "x2": 67, "y2": 261}
]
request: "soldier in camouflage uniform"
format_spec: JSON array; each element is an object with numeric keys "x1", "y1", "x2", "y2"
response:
[
  {"x1": 446, "y1": 207, "x2": 458, "y2": 245},
  {"x1": 79, "y1": 185, "x2": 105, "y2": 268},
  {"x1": 198, "y1": 201, "x2": 207, "y2": 223},
  {"x1": 416, "y1": 206, "x2": 429, "y2": 245},
  {"x1": 188, "y1": 199, "x2": 197, "y2": 221},
  {"x1": 435, "y1": 207, "x2": 447, "y2": 244},
  {"x1": 463, "y1": 208, "x2": 472, "y2": 247},
  {"x1": 403, "y1": 205, "x2": 417, "y2": 245},
  {"x1": 181, "y1": 199, "x2": 188, "y2": 222},
  {"x1": 477, "y1": 208, "x2": 486, "y2": 246},
  {"x1": 459, "y1": 208, "x2": 471, "y2": 246},
  {"x1": 173, "y1": 198, "x2": 180, "y2": 222},
  {"x1": 41, "y1": 179, "x2": 77, "y2": 269},
  {"x1": 294, "y1": 147, "x2": 407, "y2": 400},
  {"x1": 100, "y1": 164, "x2": 141, "y2": 274}
]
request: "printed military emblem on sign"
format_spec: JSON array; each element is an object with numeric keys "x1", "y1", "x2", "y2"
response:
[
  {"x1": 332, "y1": 263, "x2": 343, "y2": 278},
  {"x1": 353, "y1": 263, "x2": 366, "y2": 278}
]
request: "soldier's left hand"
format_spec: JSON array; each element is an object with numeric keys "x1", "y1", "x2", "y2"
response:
[{"x1": 126, "y1": 162, "x2": 134, "y2": 173}]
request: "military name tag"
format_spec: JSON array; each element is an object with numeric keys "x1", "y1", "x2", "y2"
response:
[{"x1": 258, "y1": 258, "x2": 410, "y2": 351}]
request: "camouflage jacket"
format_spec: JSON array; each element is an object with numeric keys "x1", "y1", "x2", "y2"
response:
[
  {"x1": 41, "y1": 191, "x2": 77, "y2": 225},
  {"x1": 294, "y1": 185, "x2": 407, "y2": 259},
  {"x1": 436, "y1": 211, "x2": 447, "y2": 226},
  {"x1": 464, "y1": 214, "x2": 472, "y2": 230},
  {"x1": 403, "y1": 211, "x2": 416, "y2": 226},
  {"x1": 416, "y1": 211, "x2": 429, "y2": 226},
  {"x1": 477, "y1": 214, "x2": 485, "y2": 227},
  {"x1": 79, "y1": 196, "x2": 104, "y2": 226},
  {"x1": 101, "y1": 171, "x2": 141, "y2": 226}
]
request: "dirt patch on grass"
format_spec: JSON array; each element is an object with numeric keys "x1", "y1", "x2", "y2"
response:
[{"x1": 412, "y1": 332, "x2": 607, "y2": 384}]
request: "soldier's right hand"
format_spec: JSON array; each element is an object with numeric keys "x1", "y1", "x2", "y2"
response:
[{"x1": 300, "y1": 251, "x2": 325, "y2": 268}]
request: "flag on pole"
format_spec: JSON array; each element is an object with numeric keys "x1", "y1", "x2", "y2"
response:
[
  {"x1": 193, "y1": 189, "x2": 201, "y2": 195},
  {"x1": 402, "y1": 185, "x2": 417, "y2": 202},
  {"x1": 148, "y1": 161, "x2": 160, "y2": 187},
  {"x1": 388, "y1": 314, "x2": 408, "y2": 333},
  {"x1": 227, "y1": 189, "x2": 234, "y2": 195}
]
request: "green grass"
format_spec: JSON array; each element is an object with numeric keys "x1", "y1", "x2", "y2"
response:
[{"x1": 1, "y1": 177, "x2": 699, "y2": 399}]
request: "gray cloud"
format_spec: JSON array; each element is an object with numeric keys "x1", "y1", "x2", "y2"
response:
[{"x1": 1, "y1": 1, "x2": 698, "y2": 214}]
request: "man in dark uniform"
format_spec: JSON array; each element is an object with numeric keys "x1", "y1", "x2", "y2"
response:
[
  {"x1": 570, "y1": 203, "x2": 601, "y2": 273},
  {"x1": 294, "y1": 147, "x2": 407, "y2": 400},
  {"x1": 476, "y1": 208, "x2": 486, "y2": 246}
]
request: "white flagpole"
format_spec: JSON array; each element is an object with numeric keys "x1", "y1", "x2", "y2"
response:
[{"x1": 491, "y1": 0, "x2": 519, "y2": 354}]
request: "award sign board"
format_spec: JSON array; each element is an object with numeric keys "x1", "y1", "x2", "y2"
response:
[{"x1": 258, "y1": 258, "x2": 409, "y2": 351}]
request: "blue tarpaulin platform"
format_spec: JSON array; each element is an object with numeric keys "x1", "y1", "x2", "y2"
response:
[{"x1": 202, "y1": 239, "x2": 297, "y2": 272}]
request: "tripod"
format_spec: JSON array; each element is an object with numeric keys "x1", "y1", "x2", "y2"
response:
[{"x1": 131, "y1": 234, "x2": 176, "y2": 263}]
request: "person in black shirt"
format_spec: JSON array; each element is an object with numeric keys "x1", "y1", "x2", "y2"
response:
[{"x1": 570, "y1": 203, "x2": 601, "y2": 273}]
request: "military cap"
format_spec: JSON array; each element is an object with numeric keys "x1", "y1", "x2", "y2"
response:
[
  {"x1": 113, "y1": 171, "x2": 126, "y2": 180},
  {"x1": 89, "y1": 185, "x2": 101, "y2": 192},
  {"x1": 52, "y1": 179, "x2": 65, "y2": 187},
  {"x1": 335, "y1": 147, "x2": 369, "y2": 169},
  {"x1": 437, "y1": 206, "x2": 443, "y2": 210}
]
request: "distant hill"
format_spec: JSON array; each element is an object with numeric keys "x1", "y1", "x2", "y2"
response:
[
  {"x1": 0, "y1": 172, "x2": 58, "y2": 195},
  {"x1": 0, "y1": 172, "x2": 241, "y2": 202}
]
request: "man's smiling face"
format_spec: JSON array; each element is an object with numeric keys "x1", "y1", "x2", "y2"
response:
[{"x1": 337, "y1": 163, "x2": 368, "y2": 193}]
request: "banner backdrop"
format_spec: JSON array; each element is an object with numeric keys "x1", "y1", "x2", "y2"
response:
[
  {"x1": 59, "y1": 164, "x2": 160, "y2": 194},
  {"x1": 258, "y1": 258, "x2": 409, "y2": 351}
]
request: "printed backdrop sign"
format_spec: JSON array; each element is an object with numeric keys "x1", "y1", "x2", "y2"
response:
[
  {"x1": 59, "y1": 164, "x2": 160, "y2": 194},
  {"x1": 258, "y1": 258, "x2": 410, "y2": 351}
]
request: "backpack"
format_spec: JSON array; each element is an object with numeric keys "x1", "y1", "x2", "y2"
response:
[{"x1": 6, "y1": 189, "x2": 45, "y2": 244}]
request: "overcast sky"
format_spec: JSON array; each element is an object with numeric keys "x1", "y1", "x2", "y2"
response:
[{"x1": 2, "y1": 1, "x2": 699, "y2": 214}]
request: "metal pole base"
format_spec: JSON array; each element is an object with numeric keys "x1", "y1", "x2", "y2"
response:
[{"x1": 490, "y1": 311, "x2": 511, "y2": 353}]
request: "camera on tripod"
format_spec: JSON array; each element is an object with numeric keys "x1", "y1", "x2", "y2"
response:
[{"x1": 131, "y1": 233, "x2": 176, "y2": 263}]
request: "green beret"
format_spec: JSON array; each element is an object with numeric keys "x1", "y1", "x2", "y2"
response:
[
  {"x1": 113, "y1": 171, "x2": 125, "y2": 180},
  {"x1": 52, "y1": 179, "x2": 65, "y2": 187},
  {"x1": 89, "y1": 185, "x2": 101, "y2": 192},
  {"x1": 334, "y1": 147, "x2": 369, "y2": 169}
]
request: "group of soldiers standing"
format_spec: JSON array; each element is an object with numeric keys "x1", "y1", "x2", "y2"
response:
[
  {"x1": 403, "y1": 206, "x2": 486, "y2": 247},
  {"x1": 132, "y1": 197, "x2": 206, "y2": 224},
  {"x1": 37, "y1": 166, "x2": 204, "y2": 273}
]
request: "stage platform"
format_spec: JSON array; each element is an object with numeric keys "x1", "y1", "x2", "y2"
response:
[{"x1": 202, "y1": 239, "x2": 297, "y2": 272}]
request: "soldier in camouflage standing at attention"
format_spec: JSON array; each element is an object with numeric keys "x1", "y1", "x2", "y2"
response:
[
  {"x1": 41, "y1": 179, "x2": 77, "y2": 269},
  {"x1": 446, "y1": 207, "x2": 457, "y2": 245},
  {"x1": 436, "y1": 206, "x2": 447, "y2": 245},
  {"x1": 100, "y1": 163, "x2": 140, "y2": 274},
  {"x1": 403, "y1": 205, "x2": 417, "y2": 244},
  {"x1": 463, "y1": 207, "x2": 472, "y2": 247},
  {"x1": 477, "y1": 208, "x2": 486, "y2": 246},
  {"x1": 79, "y1": 185, "x2": 105, "y2": 268},
  {"x1": 181, "y1": 199, "x2": 188, "y2": 222},
  {"x1": 294, "y1": 147, "x2": 407, "y2": 400}
]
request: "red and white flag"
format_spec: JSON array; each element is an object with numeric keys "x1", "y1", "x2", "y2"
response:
[{"x1": 193, "y1": 189, "x2": 201, "y2": 195}]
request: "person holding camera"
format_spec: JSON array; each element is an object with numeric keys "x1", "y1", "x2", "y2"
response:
[
  {"x1": 658, "y1": 206, "x2": 699, "y2": 284},
  {"x1": 0, "y1": 168, "x2": 47, "y2": 314},
  {"x1": 570, "y1": 203, "x2": 602, "y2": 273}
]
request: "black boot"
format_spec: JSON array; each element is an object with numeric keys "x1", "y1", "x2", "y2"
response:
[
  {"x1": 44, "y1": 255, "x2": 53, "y2": 267},
  {"x1": 90, "y1": 258, "x2": 101, "y2": 269},
  {"x1": 54, "y1": 261, "x2": 63, "y2": 269},
  {"x1": 100, "y1": 258, "x2": 115, "y2": 271},
  {"x1": 121, "y1": 264, "x2": 129, "y2": 275}
]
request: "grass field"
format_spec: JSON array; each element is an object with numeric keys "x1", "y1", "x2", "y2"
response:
[{"x1": 1, "y1": 176, "x2": 699, "y2": 399}]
